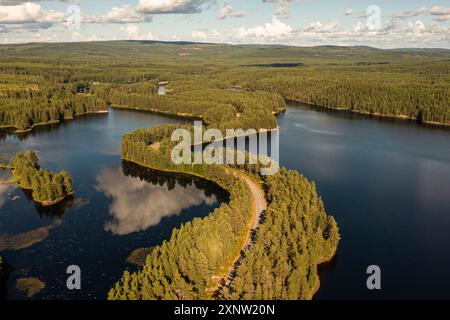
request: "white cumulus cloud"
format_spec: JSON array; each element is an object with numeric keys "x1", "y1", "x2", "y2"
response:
[
  {"x1": 232, "y1": 16, "x2": 293, "y2": 42},
  {"x1": 0, "y1": 2, "x2": 65, "y2": 27},
  {"x1": 344, "y1": 8, "x2": 353, "y2": 16},
  {"x1": 191, "y1": 30, "x2": 207, "y2": 41},
  {"x1": 218, "y1": 2, "x2": 246, "y2": 20},
  {"x1": 137, "y1": 0, "x2": 212, "y2": 14},
  {"x1": 84, "y1": 5, "x2": 150, "y2": 24},
  {"x1": 120, "y1": 23, "x2": 157, "y2": 40}
]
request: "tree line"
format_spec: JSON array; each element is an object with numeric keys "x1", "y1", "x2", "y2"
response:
[
  {"x1": 0, "y1": 84, "x2": 107, "y2": 132},
  {"x1": 122, "y1": 160, "x2": 229, "y2": 202},
  {"x1": 234, "y1": 63, "x2": 450, "y2": 125},
  {"x1": 9, "y1": 151, "x2": 74, "y2": 206},
  {"x1": 0, "y1": 63, "x2": 157, "y2": 85},
  {"x1": 1, "y1": 45, "x2": 448, "y2": 133},
  {"x1": 94, "y1": 84, "x2": 284, "y2": 131},
  {"x1": 1, "y1": 42, "x2": 449, "y2": 130}
]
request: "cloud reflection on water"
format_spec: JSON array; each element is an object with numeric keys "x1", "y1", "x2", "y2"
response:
[
  {"x1": 0, "y1": 170, "x2": 17, "y2": 208},
  {"x1": 95, "y1": 167, "x2": 217, "y2": 235}
]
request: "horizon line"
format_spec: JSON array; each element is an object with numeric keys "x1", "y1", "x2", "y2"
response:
[{"x1": 1, "y1": 39, "x2": 450, "y2": 51}]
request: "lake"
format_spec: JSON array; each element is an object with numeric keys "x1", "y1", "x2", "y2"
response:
[
  {"x1": 1, "y1": 105, "x2": 449, "y2": 300},
  {"x1": 278, "y1": 104, "x2": 450, "y2": 300},
  {"x1": 0, "y1": 110, "x2": 227, "y2": 300}
]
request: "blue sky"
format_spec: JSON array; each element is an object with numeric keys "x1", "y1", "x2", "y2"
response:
[{"x1": 0, "y1": 0, "x2": 449, "y2": 48}]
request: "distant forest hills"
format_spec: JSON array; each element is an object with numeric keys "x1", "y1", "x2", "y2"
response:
[
  {"x1": 1, "y1": 40, "x2": 449, "y2": 64},
  {"x1": 0, "y1": 40, "x2": 449, "y2": 128}
]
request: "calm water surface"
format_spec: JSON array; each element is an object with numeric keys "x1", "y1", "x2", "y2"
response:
[
  {"x1": 1, "y1": 105, "x2": 449, "y2": 300},
  {"x1": 0, "y1": 109, "x2": 226, "y2": 300},
  {"x1": 278, "y1": 104, "x2": 450, "y2": 299}
]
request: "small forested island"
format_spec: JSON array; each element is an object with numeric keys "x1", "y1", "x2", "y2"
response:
[{"x1": 4, "y1": 151, "x2": 74, "y2": 206}]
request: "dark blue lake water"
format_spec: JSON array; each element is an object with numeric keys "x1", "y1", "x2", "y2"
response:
[
  {"x1": 0, "y1": 109, "x2": 226, "y2": 300},
  {"x1": 278, "y1": 104, "x2": 450, "y2": 300},
  {"x1": 1, "y1": 105, "x2": 449, "y2": 300}
]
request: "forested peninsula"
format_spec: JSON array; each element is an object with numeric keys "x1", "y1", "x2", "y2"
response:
[
  {"x1": 107, "y1": 125, "x2": 339, "y2": 300},
  {"x1": 3, "y1": 151, "x2": 73, "y2": 206}
]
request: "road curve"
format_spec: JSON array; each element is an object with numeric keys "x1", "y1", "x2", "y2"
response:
[
  {"x1": 212, "y1": 170, "x2": 267, "y2": 297},
  {"x1": 240, "y1": 174, "x2": 267, "y2": 232}
]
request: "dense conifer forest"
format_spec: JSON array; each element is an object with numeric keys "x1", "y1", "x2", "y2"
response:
[
  {"x1": 7, "y1": 151, "x2": 73, "y2": 206},
  {"x1": 98, "y1": 87, "x2": 283, "y2": 131},
  {"x1": 238, "y1": 62, "x2": 449, "y2": 124},
  {"x1": 0, "y1": 84, "x2": 107, "y2": 132},
  {"x1": 109, "y1": 125, "x2": 255, "y2": 299},
  {"x1": 0, "y1": 41, "x2": 448, "y2": 129},
  {"x1": 1, "y1": 41, "x2": 447, "y2": 300},
  {"x1": 223, "y1": 169, "x2": 339, "y2": 299},
  {"x1": 108, "y1": 124, "x2": 339, "y2": 300}
]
